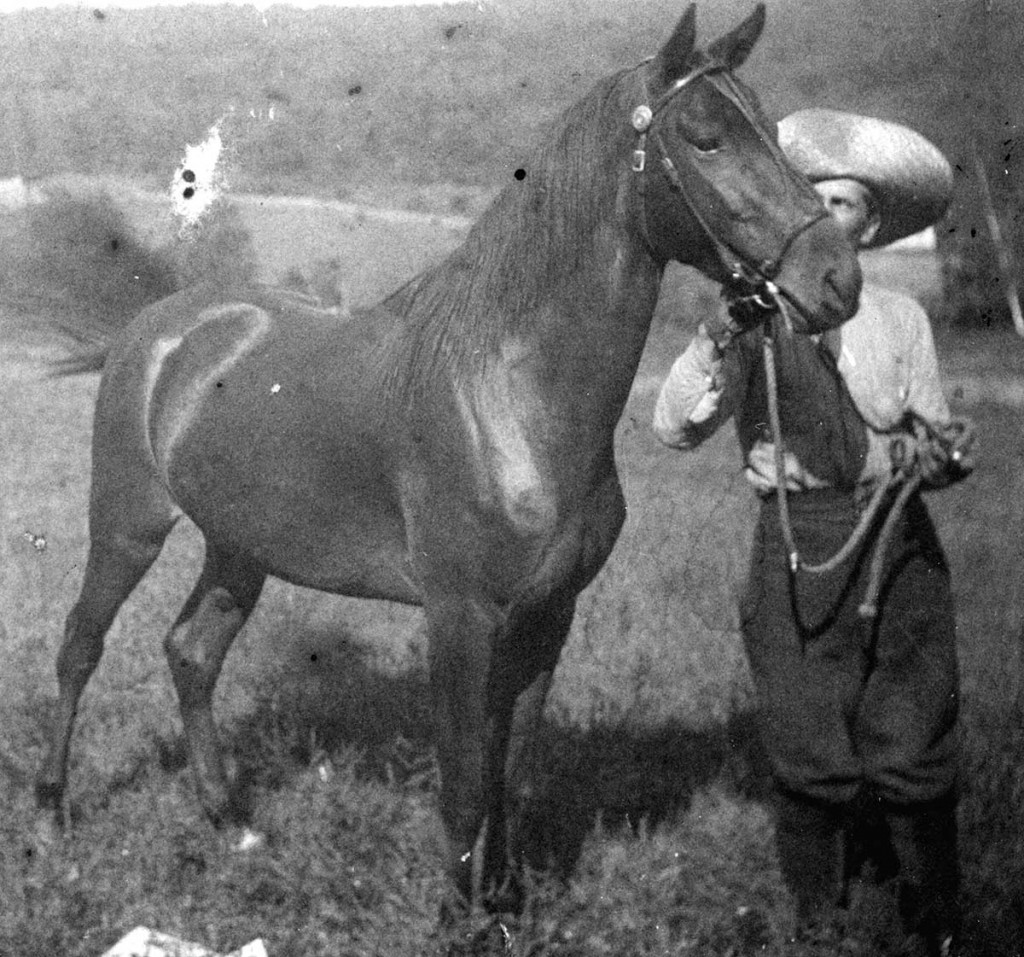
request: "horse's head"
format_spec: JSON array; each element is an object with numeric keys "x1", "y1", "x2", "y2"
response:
[{"x1": 631, "y1": 4, "x2": 861, "y2": 334}]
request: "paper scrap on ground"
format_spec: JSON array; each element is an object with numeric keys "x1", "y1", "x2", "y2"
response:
[{"x1": 100, "y1": 926, "x2": 267, "y2": 957}]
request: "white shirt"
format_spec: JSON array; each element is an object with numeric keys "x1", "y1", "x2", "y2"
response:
[{"x1": 653, "y1": 285, "x2": 953, "y2": 494}]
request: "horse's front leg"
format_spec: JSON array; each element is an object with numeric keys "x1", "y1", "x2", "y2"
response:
[
  {"x1": 483, "y1": 598, "x2": 575, "y2": 912},
  {"x1": 427, "y1": 593, "x2": 575, "y2": 912},
  {"x1": 426, "y1": 595, "x2": 505, "y2": 908}
]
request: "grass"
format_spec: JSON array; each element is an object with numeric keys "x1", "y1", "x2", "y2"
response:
[{"x1": 2, "y1": 183, "x2": 1024, "y2": 956}]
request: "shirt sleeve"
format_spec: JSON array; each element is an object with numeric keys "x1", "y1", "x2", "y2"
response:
[
  {"x1": 905, "y1": 303, "x2": 952, "y2": 426},
  {"x1": 652, "y1": 323, "x2": 746, "y2": 449}
]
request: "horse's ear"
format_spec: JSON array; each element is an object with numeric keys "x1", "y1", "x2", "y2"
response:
[
  {"x1": 655, "y1": 5, "x2": 697, "y2": 85},
  {"x1": 707, "y1": 3, "x2": 765, "y2": 70}
]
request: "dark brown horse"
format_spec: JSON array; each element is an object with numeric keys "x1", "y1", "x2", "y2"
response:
[{"x1": 35, "y1": 4, "x2": 860, "y2": 907}]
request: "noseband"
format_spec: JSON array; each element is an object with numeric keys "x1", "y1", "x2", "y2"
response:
[{"x1": 630, "y1": 61, "x2": 828, "y2": 304}]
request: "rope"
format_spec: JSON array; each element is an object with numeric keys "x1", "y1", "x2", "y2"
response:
[
  {"x1": 760, "y1": 308, "x2": 917, "y2": 621},
  {"x1": 857, "y1": 472, "x2": 922, "y2": 619}
]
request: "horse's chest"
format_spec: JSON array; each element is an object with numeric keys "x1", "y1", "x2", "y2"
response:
[{"x1": 456, "y1": 371, "x2": 558, "y2": 535}]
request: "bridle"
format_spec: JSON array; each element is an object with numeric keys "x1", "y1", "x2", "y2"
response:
[{"x1": 629, "y1": 59, "x2": 829, "y2": 314}]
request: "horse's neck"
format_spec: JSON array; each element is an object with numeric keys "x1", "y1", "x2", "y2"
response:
[
  {"x1": 391, "y1": 69, "x2": 666, "y2": 437},
  {"x1": 525, "y1": 220, "x2": 662, "y2": 429}
]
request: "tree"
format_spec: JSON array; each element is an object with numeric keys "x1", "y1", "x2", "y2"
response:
[{"x1": 935, "y1": 0, "x2": 1024, "y2": 332}]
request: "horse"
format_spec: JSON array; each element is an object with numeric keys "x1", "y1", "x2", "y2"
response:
[{"x1": 34, "y1": 3, "x2": 861, "y2": 909}]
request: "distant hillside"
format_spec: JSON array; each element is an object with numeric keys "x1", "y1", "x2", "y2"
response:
[
  {"x1": 0, "y1": 0, "x2": 1009, "y2": 192},
  {"x1": 1, "y1": 0, "x2": 1021, "y2": 324}
]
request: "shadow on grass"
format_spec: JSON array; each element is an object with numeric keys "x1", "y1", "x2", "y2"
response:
[
  {"x1": 517, "y1": 706, "x2": 772, "y2": 882},
  {"x1": 190, "y1": 628, "x2": 775, "y2": 885}
]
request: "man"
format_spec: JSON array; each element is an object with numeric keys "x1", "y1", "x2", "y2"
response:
[{"x1": 653, "y1": 110, "x2": 975, "y2": 955}]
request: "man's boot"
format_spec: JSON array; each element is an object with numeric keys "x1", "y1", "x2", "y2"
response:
[
  {"x1": 884, "y1": 793, "x2": 961, "y2": 956},
  {"x1": 775, "y1": 790, "x2": 846, "y2": 939}
]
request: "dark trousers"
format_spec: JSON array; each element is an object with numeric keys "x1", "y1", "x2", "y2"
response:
[{"x1": 740, "y1": 488, "x2": 961, "y2": 940}]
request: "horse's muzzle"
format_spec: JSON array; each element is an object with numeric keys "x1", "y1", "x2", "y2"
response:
[{"x1": 773, "y1": 216, "x2": 862, "y2": 334}]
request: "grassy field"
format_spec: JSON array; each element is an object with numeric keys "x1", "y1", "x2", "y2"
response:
[{"x1": 1, "y1": 182, "x2": 1023, "y2": 957}]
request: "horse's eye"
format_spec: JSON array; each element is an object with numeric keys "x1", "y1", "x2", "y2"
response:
[{"x1": 692, "y1": 136, "x2": 722, "y2": 155}]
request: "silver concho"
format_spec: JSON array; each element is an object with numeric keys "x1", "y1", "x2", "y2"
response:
[{"x1": 631, "y1": 105, "x2": 653, "y2": 133}]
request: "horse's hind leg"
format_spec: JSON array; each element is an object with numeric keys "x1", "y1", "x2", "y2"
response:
[
  {"x1": 36, "y1": 529, "x2": 171, "y2": 818},
  {"x1": 163, "y1": 545, "x2": 264, "y2": 824}
]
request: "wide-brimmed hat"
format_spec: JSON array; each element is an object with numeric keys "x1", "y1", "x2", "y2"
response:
[{"x1": 777, "y1": 108, "x2": 953, "y2": 248}]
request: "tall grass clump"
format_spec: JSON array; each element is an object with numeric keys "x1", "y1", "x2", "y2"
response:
[{"x1": 958, "y1": 685, "x2": 1024, "y2": 955}]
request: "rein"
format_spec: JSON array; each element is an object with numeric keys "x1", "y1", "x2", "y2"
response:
[{"x1": 760, "y1": 303, "x2": 922, "y2": 621}]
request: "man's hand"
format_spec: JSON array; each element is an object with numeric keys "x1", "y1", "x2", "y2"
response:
[
  {"x1": 707, "y1": 280, "x2": 778, "y2": 350},
  {"x1": 890, "y1": 415, "x2": 977, "y2": 489}
]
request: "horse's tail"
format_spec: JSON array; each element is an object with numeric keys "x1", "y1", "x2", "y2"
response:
[{"x1": 2, "y1": 185, "x2": 257, "y2": 375}]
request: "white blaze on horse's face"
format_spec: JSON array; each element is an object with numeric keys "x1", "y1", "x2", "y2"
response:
[{"x1": 456, "y1": 340, "x2": 556, "y2": 534}]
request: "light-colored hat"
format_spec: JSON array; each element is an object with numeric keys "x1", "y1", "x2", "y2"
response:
[{"x1": 777, "y1": 108, "x2": 953, "y2": 248}]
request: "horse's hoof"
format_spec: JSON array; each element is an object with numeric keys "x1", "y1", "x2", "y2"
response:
[
  {"x1": 32, "y1": 811, "x2": 65, "y2": 850},
  {"x1": 202, "y1": 794, "x2": 246, "y2": 829},
  {"x1": 483, "y1": 877, "x2": 525, "y2": 917},
  {"x1": 438, "y1": 895, "x2": 471, "y2": 929},
  {"x1": 441, "y1": 916, "x2": 514, "y2": 957},
  {"x1": 34, "y1": 779, "x2": 64, "y2": 813},
  {"x1": 192, "y1": 767, "x2": 246, "y2": 828}
]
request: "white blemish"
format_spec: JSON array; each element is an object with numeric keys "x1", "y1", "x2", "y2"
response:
[
  {"x1": 142, "y1": 336, "x2": 184, "y2": 482},
  {"x1": 610, "y1": 247, "x2": 627, "y2": 297},
  {"x1": 270, "y1": 382, "x2": 281, "y2": 394},
  {"x1": 171, "y1": 124, "x2": 226, "y2": 228},
  {"x1": 22, "y1": 531, "x2": 46, "y2": 552},
  {"x1": 234, "y1": 828, "x2": 265, "y2": 853},
  {"x1": 457, "y1": 342, "x2": 555, "y2": 532},
  {"x1": 147, "y1": 307, "x2": 273, "y2": 484}
]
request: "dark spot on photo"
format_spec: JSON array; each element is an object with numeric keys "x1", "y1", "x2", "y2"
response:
[
  {"x1": 182, "y1": 169, "x2": 196, "y2": 183},
  {"x1": 347, "y1": 84, "x2": 363, "y2": 96},
  {"x1": 183, "y1": 187, "x2": 195, "y2": 200},
  {"x1": 514, "y1": 168, "x2": 526, "y2": 181}
]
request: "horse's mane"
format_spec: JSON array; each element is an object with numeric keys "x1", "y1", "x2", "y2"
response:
[{"x1": 377, "y1": 64, "x2": 638, "y2": 395}]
